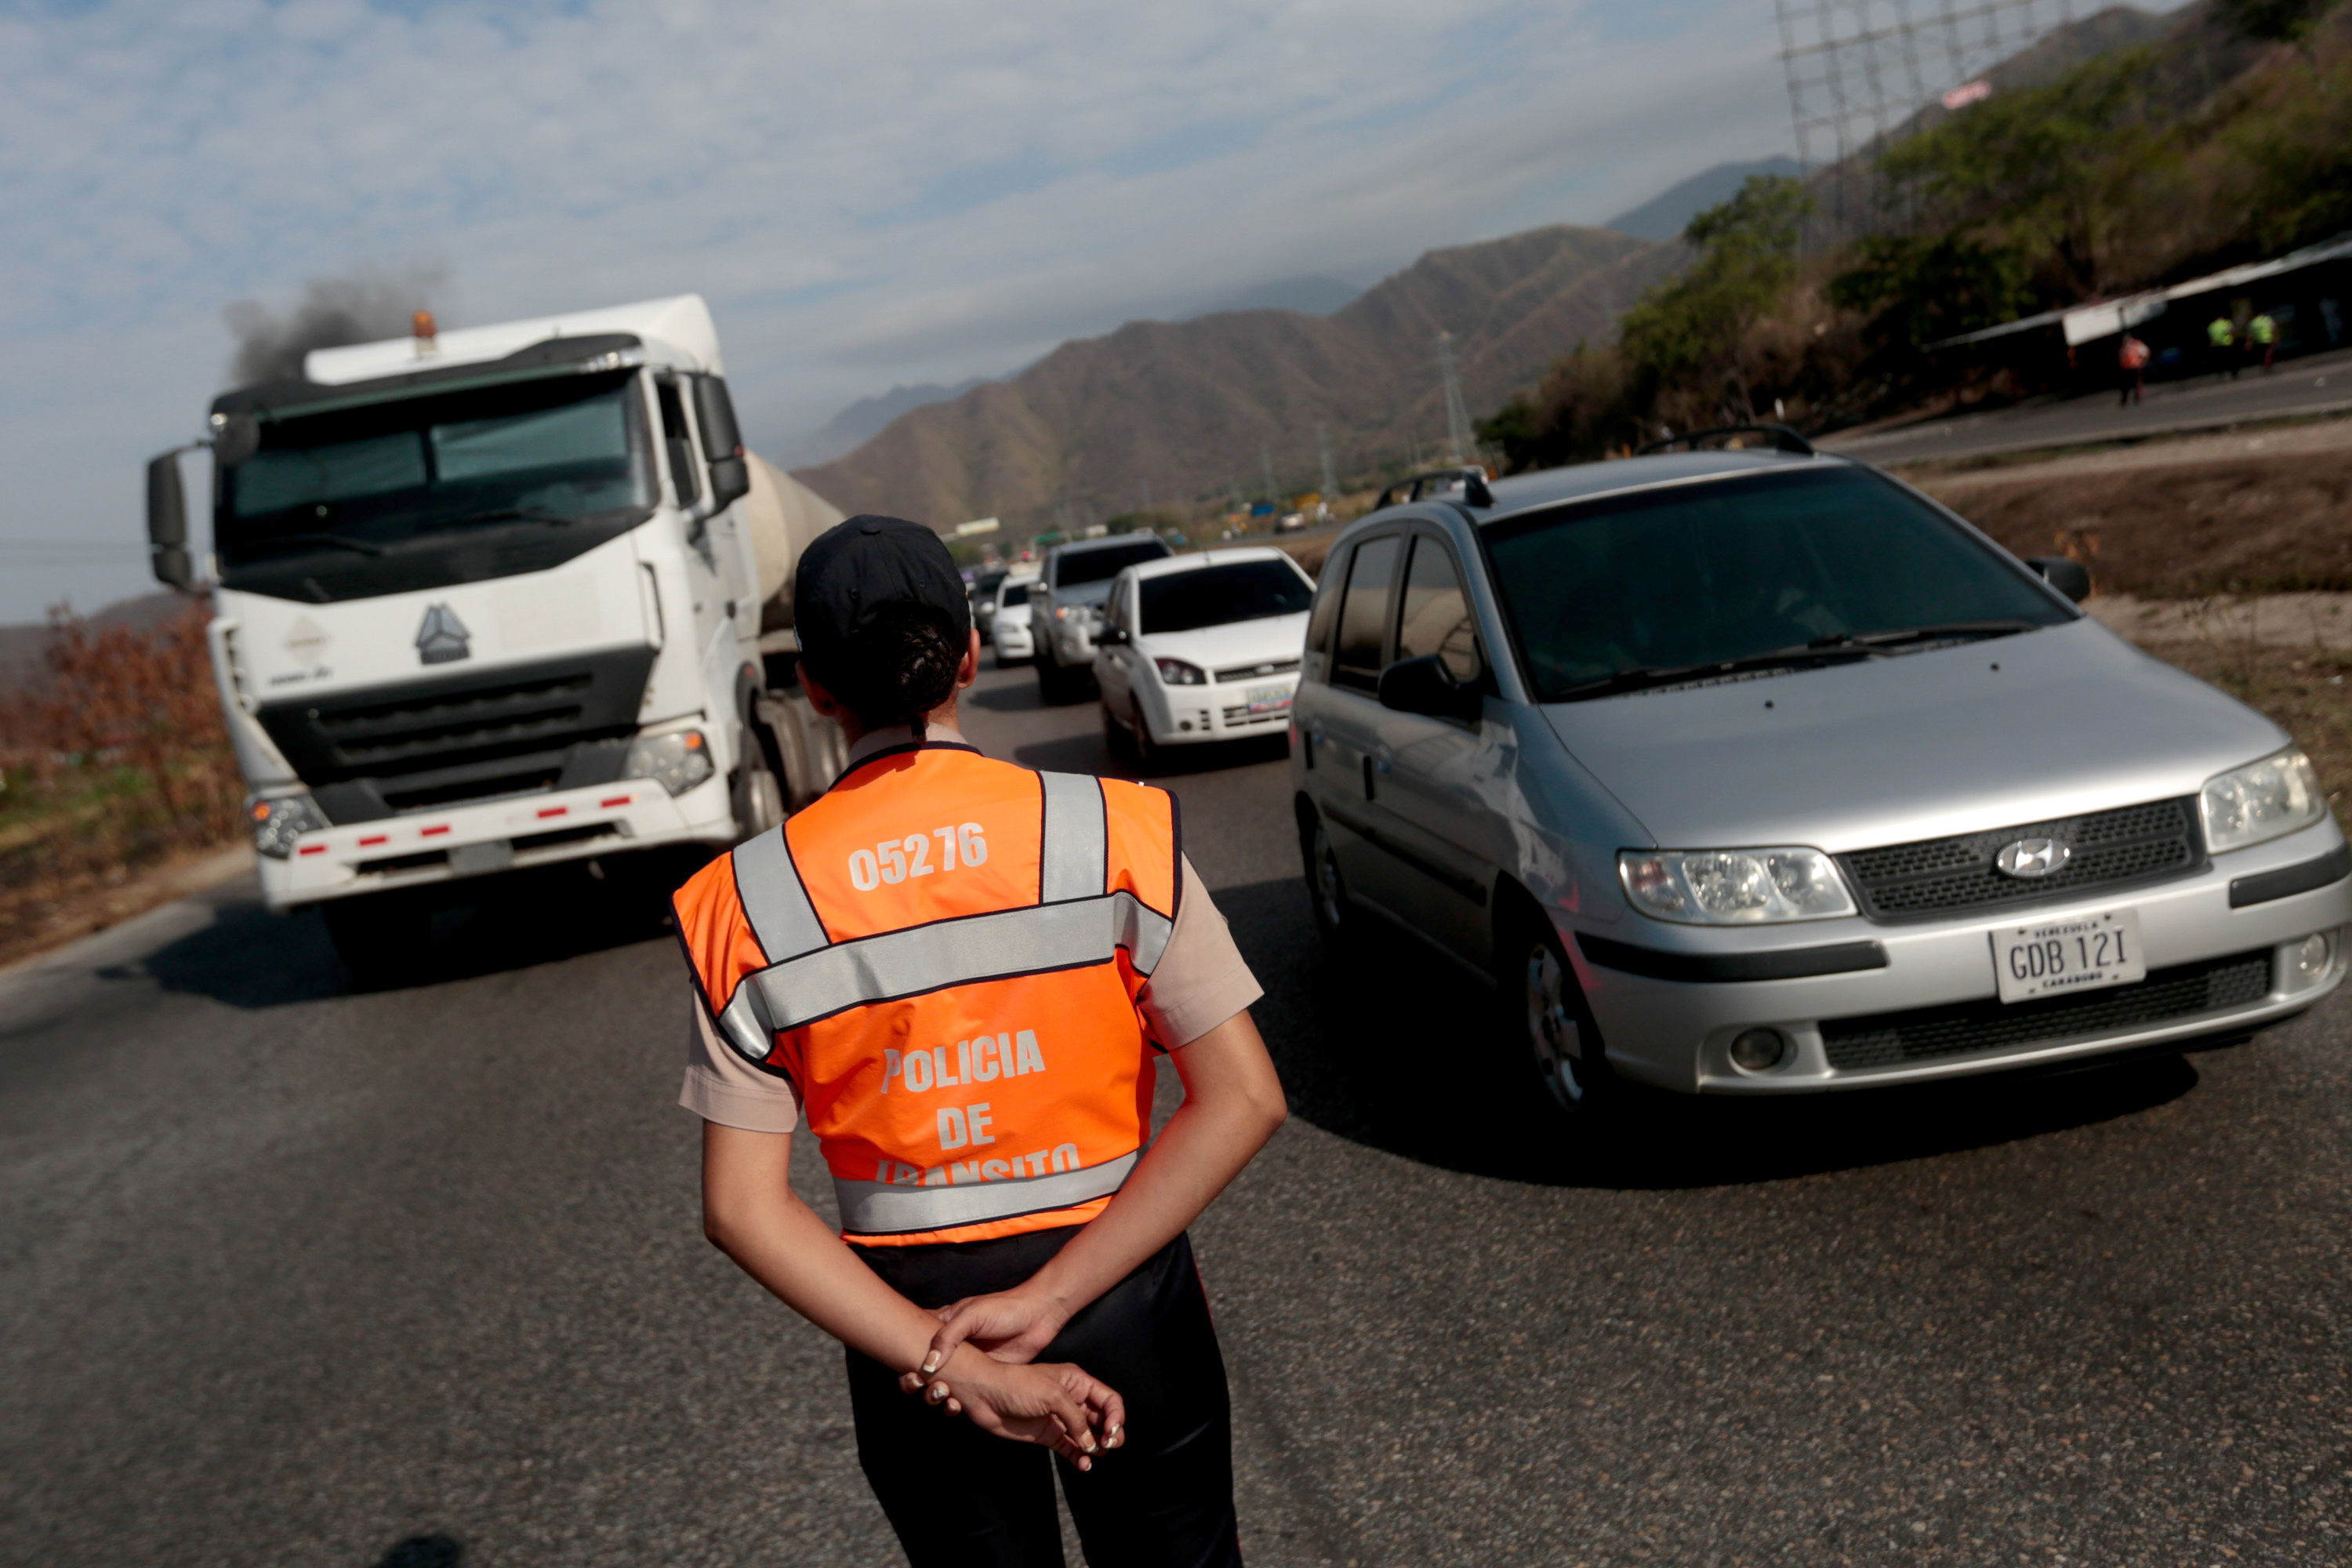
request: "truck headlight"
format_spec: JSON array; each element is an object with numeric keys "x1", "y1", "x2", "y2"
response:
[
  {"x1": 1618, "y1": 848, "x2": 1856, "y2": 924},
  {"x1": 626, "y1": 729, "x2": 715, "y2": 796},
  {"x1": 248, "y1": 795, "x2": 326, "y2": 859},
  {"x1": 2201, "y1": 746, "x2": 2325, "y2": 853}
]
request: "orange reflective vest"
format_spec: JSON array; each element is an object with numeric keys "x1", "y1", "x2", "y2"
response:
[{"x1": 673, "y1": 742, "x2": 1181, "y2": 1247}]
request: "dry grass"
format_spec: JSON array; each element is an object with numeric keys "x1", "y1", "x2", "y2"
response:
[
  {"x1": 1915, "y1": 426, "x2": 2352, "y2": 599},
  {"x1": 0, "y1": 603, "x2": 245, "y2": 963},
  {"x1": 2140, "y1": 637, "x2": 2352, "y2": 820}
]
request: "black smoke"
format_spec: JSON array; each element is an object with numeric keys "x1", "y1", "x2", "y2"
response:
[{"x1": 223, "y1": 263, "x2": 448, "y2": 385}]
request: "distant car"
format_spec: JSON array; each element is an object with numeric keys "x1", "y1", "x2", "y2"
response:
[
  {"x1": 1292, "y1": 447, "x2": 2352, "y2": 1125},
  {"x1": 1032, "y1": 534, "x2": 1176, "y2": 702},
  {"x1": 989, "y1": 573, "x2": 1040, "y2": 667},
  {"x1": 969, "y1": 567, "x2": 1009, "y2": 637},
  {"x1": 1094, "y1": 547, "x2": 1316, "y2": 767}
]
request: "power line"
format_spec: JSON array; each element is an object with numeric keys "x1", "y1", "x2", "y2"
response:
[{"x1": 1437, "y1": 332, "x2": 1472, "y2": 463}]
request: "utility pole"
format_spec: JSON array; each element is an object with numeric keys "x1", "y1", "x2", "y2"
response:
[
  {"x1": 1437, "y1": 332, "x2": 1473, "y2": 464},
  {"x1": 1316, "y1": 421, "x2": 1338, "y2": 500}
]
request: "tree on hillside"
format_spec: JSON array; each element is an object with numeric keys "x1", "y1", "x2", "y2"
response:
[
  {"x1": 1877, "y1": 48, "x2": 2161, "y2": 297},
  {"x1": 1828, "y1": 234, "x2": 2031, "y2": 375},
  {"x1": 2215, "y1": 0, "x2": 2329, "y2": 42},
  {"x1": 1616, "y1": 173, "x2": 1814, "y2": 419}
]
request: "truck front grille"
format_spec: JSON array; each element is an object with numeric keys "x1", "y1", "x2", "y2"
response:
[
  {"x1": 1820, "y1": 949, "x2": 2272, "y2": 1071},
  {"x1": 1836, "y1": 797, "x2": 2204, "y2": 921},
  {"x1": 257, "y1": 648, "x2": 654, "y2": 822}
]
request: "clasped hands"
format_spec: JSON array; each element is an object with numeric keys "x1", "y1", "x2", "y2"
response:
[{"x1": 895, "y1": 1287, "x2": 1126, "y2": 1469}]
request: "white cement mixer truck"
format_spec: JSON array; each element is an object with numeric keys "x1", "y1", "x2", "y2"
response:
[{"x1": 145, "y1": 295, "x2": 852, "y2": 974}]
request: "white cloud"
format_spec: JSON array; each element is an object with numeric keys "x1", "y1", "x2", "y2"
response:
[{"x1": 0, "y1": 0, "x2": 1801, "y2": 617}]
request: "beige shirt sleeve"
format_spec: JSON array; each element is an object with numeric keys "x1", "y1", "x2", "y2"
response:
[
  {"x1": 1139, "y1": 855, "x2": 1264, "y2": 1049},
  {"x1": 679, "y1": 996, "x2": 804, "y2": 1133}
]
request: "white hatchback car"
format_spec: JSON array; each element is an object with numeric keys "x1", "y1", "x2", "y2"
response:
[
  {"x1": 1094, "y1": 547, "x2": 1316, "y2": 765},
  {"x1": 989, "y1": 572, "x2": 1040, "y2": 666}
]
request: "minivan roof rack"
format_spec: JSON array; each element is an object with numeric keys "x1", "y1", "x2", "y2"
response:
[
  {"x1": 1374, "y1": 466, "x2": 1495, "y2": 511},
  {"x1": 1635, "y1": 423, "x2": 1815, "y2": 457}
]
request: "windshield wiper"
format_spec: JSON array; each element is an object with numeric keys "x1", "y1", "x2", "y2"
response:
[
  {"x1": 240, "y1": 532, "x2": 384, "y2": 558},
  {"x1": 1549, "y1": 620, "x2": 2042, "y2": 702},
  {"x1": 434, "y1": 505, "x2": 575, "y2": 530},
  {"x1": 1802, "y1": 619, "x2": 2042, "y2": 652}
]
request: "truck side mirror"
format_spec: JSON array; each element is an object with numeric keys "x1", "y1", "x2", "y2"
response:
[
  {"x1": 1377, "y1": 653, "x2": 1481, "y2": 722},
  {"x1": 146, "y1": 450, "x2": 194, "y2": 592},
  {"x1": 2027, "y1": 556, "x2": 2091, "y2": 603},
  {"x1": 694, "y1": 376, "x2": 751, "y2": 511}
]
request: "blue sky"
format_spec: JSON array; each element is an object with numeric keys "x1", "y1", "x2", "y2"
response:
[{"x1": 0, "y1": 0, "x2": 1824, "y2": 617}]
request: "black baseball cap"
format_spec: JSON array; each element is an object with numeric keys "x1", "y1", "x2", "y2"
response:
[{"x1": 793, "y1": 514, "x2": 971, "y2": 674}]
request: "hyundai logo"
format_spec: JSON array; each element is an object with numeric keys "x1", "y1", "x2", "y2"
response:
[{"x1": 1994, "y1": 837, "x2": 2071, "y2": 879}]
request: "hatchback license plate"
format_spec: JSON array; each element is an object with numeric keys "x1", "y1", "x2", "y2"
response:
[
  {"x1": 1246, "y1": 683, "x2": 1292, "y2": 715},
  {"x1": 1992, "y1": 909, "x2": 2145, "y2": 1003}
]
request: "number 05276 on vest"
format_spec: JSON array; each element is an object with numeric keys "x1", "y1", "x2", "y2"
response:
[{"x1": 1991, "y1": 908, "x2": 2145, "y2": 1004}]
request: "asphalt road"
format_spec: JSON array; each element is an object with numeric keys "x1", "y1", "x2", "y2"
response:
[
  {"x1": 1822, "y1": 346, "x2": 2352, "y2": 468},
  {"x1": 6, "y1": 662, "x2": 2350, "y2": 1566}
]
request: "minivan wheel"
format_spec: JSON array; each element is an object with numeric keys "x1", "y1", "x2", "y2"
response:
[
  {"x1": 1305, "y1": 815, "x2": 1349, "y2": 945},
  {"x1": 1512, "y1": 917, "x2": 1607, "y2": 1120}
]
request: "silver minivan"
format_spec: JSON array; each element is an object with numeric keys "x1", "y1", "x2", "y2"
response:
[{"x1": 1290, "y1": 445, "x2": 2352, "y2": 1119}]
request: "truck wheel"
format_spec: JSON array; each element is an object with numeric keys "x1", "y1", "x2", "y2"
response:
[
  {"x1": 733, "y1": 739, "x2": 785, "y2": 837},
  {"x1": 321, "y1": 896, "x2": 432, "y2": 987}
]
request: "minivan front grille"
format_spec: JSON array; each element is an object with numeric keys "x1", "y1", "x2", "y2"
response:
[
  {"x1": 1821, "y1": 949, "x2": 2272, "y2": 1070},
  {"x1": 1837, "y1": 797, "x2": 2204, "y2": 921}
]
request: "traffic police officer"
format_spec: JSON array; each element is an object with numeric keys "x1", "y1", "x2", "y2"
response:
[{"x1": 676, "y1": 515, "x2": 1286, "y2": 1566}]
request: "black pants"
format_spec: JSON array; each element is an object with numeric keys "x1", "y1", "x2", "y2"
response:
[{"x1": 846, "y1": 1227, "x2": 1242, "y2": 1568}]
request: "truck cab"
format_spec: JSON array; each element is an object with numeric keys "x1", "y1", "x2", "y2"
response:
[{"x1": 147, "y1": 295, "x2": 844, "y2": 972}]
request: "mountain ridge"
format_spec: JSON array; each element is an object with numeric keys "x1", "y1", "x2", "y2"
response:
[{"x1": 793, "y1": 223, "x2": 1670, "y2": 529}]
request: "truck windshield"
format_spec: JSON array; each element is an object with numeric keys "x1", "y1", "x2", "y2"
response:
[
  {"x1": 1483, "y1": 466, "x2": 2072, "y2": 702},
  {"x1": 218, "y1": 370, "x2": 654, "y2": 565},
  {"x1": 1054, "y1": 541, "x2": 1169, "y2": 587}
]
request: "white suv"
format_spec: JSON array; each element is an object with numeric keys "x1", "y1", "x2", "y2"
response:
[{"x1": 1031, "y1": 535, "x2": 1175, "y2": 702}]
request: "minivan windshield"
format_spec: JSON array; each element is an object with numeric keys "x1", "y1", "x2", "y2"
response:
[
  {"x1": 1483, "y1": 466, "x2": 2071, "y2": 702},
  {"x1": 1054, "y1": 540, "x2": 1169, "y2": 587},
  {"x1": 1140, "y1": 561, "x2": 1312, "y2": 634},
  {"x1": 217, "y1": 369, "x2": 654, "y2": 565}
]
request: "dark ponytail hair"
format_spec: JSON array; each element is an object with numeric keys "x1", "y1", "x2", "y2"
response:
[{"x1": 821, "y1": 601, "x2": 961, "y2": 742}]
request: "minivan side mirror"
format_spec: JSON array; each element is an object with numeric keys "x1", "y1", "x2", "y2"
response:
[
  {"x1": 1099, "y1": 624, "x2": 1129, "y2": 645},
  {"x1": 2027, "y1": 556, "x2": 2091, "y2": 603},
  {"x1": 145, "y1": 450, "x2": 194, "y2": 592},
  {"x1": 1377, "y1": 653, "x2": 1481, "y2": 721}
]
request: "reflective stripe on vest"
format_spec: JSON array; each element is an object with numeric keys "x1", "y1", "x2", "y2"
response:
[
  {"x1": 751, "y1": 892, "x2": 1172, "y2": 1033},
  {"x1": 835, "y1": 1150, "x2": 1138, "y2": 1236}
]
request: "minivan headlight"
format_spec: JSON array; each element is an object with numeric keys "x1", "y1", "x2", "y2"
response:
[
  {"x1": 2201, "y1": 746, "x2": 2325, "y2": 853},
  {"x1": 1619, "y1": 848, "x2": 1856, "y2": 924}
]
